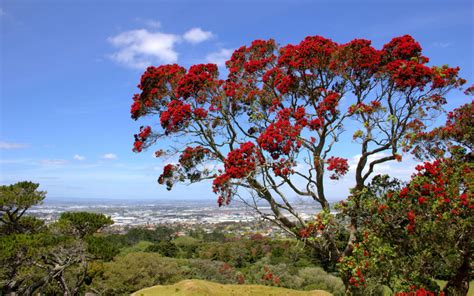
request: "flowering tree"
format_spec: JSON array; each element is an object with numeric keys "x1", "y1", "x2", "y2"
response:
[
  {"x1": 130, "y1": 35, "x2": 466, "y2": 261},
  {"x1": 338, "y1": 102, "x2": 473, "y2": 295}
]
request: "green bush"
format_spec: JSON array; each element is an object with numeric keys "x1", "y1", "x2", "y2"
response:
[
  {"x1": 298, "y1": 267, "x2": 345, "y2": 296},
  {"x1": 182, "y1": 259, "x2": 240, "y2": 284},
  {"x1": 92, "y1": 252, "x2": 183, "y2": 295}
]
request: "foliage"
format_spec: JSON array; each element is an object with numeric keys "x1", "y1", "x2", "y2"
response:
[
  {"x1": 0, "y1": 181, "x2": 116, "y2": 295},
  {"x1": 59, "y1": 211, "x2": 113, "y2": 238},
  {"x1": 0, "y1": 181, "x2": 46, "y2": 234},
  {"x1": 297, "y1": 267, "x2": 345, "y2": 296},
  {"x1": 338, "y1": 160, "x2": 472, "y2": 294},
  {"x1": 146, "y1": 240, "x2": 179, "y2": 257},
  {"x1": 85, "y1": 235, "x2": 121, "y2": 261},
  {"x1": 92, "y1": 252, "x2": 183, "y2": 295}
]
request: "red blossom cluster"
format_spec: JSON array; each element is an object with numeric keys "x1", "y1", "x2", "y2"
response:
[
  {"x1": 130, "y1": 94, "x2": 142, "y2": 120},
  {"x1": 262, "y1": 67, "x2": 294, "y2": 94},
  {"x1": 317, "y1": 91, "x2": 340, "y2": 116},
  {"x1": 338, "y1": 242, "x2": 370, "y2": 289},
  {"x1": 381, "y1": 35, "x2": 424, "y2": 62},
  {"x1": 132, "y1": 126, "x2": 152, "y2": 153},
  {"x1": 380, "y1": 158, "x2": 473, "y2": 234},
  {"x1": 335, "y1": 39, "x2": 381, "y2": 74},
  {"x1": 271, "y1": 158, "x2": 295, "y2": 177},
  {"x1": 193, "y1": 107, "x2": 208, "y2": 119},
  {"x1": 257, "y1": 120, "x2": 303, "y2": 159},
  {"x1": 243, "y1": 40, "x2": 276, "y2": 74},
  {"x1": 178, "y1": 146, "x2": 211, "y2": 171},
  {"x1": 213, "y1": 142, "x2": 264, "y2": 206},
  {"x1": 175, "y1": 63, "x2": 219, "y2": 100},
  {"x1": 385, "y1": 60, "x2": 432, "y2": 90},
  {"x1": 158, "y1": 164, "x2": 177, "y2": 190},
  {"x1": 160, "y1": 100, "x2": 192, "y2": 133},
  {"x1": 414, "y1": 101, "x2": 473, "y2": 157},
  {"x1": 431, "y1": 66, "x2": 461, "y2": 89},
  {"x1": 298, "y1": 223, "x2": 315, "y2": 238},
  {"x1": 326, "y1": 157, "x2": 349, "y2": 180},
  {"x1": 278, "y1": 35, "x2": 337, "y2": 70},
  {"x1": 261, "y1": 266, "x2": 281, "y2": 285},
  {"x1": 348, "y1": 268, "x2": 366, "y2": 288},
  {"x1": 348, "y1": 100, "x2": 381, "y2": 114},
  {"x1": 154, "y1": 149, "x2": 166, "y2": 158},
  {"x1": 131, "y1": 64, "x2": 186, "y2": 120},
  {"x1": 395, "y1": 288, "x2": 444, "y2": 296},
  {"x1": 257, "y1": 108, "x2": 307, "y2": 159},
  {"x1": 226, "y1": 39, "x2": 276, "y2": 80},
  {"x1": 464, "y1": 84, "x2": 474, "y2": 95}
]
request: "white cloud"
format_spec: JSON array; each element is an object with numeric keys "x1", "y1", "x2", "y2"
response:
[
  {"x1": 0, "y1": 141, "x2": 28, "y2": 150},
  {"x1": 183, "y1": 27, "x2": 213, "y2": 44},
  {"x1": 108, "y1": 29, "x2": 180, "y2": 68},
  {"x1": 206, "y1": 48, "x2": 233, "y2": 67},
  {"x1": 348, "y1": 153, "x2": 391, "y2": 174},
  {"x1": 40, "y1": 159, "x2": 68, "y2": 166},
  {"x1": 346, "y1": 152, "x2": 419, "y2": 182},
  {"x1": 102, "y1": 153, "x2": 117, "y2": 160},
  {"x1": 144, "y1": 19, "x2": 161, "y2": 29},
  {"x1": 0, "y1": 8, "x2": 5, "y2": 17},
  {"x1": 432, "y1": 41, "x2": 453, "y2": 48},
  {"x1": 73, "y1": 154, "x2": 86, "y2": 161}
]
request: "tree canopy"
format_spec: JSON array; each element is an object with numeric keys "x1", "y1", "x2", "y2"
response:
[{"x1": 129, "y1": 34, "x2": 467, "y2": 261}]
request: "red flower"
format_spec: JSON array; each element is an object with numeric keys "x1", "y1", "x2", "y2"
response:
[
  {"x1": 418, "y1": 197, "x2": 427, "y2": 205},
  {"x1": 133, "y1": 140, "x2": 143, "y2": 152},
  {"x1": 160, "y1": 100, "x2": 192, "y2": 133},
  {"x1": 407, "y1": 210, "x2": 415, "y2": 222},
  {"x1": 326, "y1": 157, "x2": 349, "y2": 180}
]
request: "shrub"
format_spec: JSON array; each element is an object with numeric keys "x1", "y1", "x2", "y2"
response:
[{"x1": 298, "y1": 267, "x2": 345, "y2": 295}]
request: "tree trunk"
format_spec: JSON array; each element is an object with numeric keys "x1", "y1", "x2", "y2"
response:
[{"x1": 444, "y1": 249, "x2": 471, "y2": 296}]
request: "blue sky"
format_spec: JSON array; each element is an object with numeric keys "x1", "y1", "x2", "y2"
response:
[{"x1": 1, "y1": 0, "x2": 473, "y2": 201}]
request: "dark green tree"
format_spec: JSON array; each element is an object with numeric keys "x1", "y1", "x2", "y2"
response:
[{"x1": 0, "y1": 181, "x2": 46, "y2": 234}]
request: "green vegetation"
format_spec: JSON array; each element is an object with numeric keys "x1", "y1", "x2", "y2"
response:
[
  {"x1": 2, "y1": 180, "x2": 473, "y2": 296},
  {"x1": 131, "y1": 279, "x2": 332, "y2": 296},
  {"x1": 1, "y1": 181, "x2": 115, "y2": 295}
]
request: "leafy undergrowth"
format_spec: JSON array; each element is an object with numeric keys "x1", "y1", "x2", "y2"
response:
[
  {"x1": 435, "y1": 280, "x2": 474, "y2": 296},
  {"x1": 131, "y1": 279, "x2": 333, "y2": 296}
]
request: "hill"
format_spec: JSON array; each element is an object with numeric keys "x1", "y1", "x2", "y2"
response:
[{"x1": 131, "y1": 279, "x2": 333, "y2": 296}]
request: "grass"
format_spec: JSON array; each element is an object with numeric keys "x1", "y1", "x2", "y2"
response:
[{"x1": 131, "y1": 279, "x2": 333, "y2": 296}]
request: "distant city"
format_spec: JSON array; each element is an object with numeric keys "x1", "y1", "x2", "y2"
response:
[{"x1": 29, "y1": 198, "x2": 325, "y2": 227}]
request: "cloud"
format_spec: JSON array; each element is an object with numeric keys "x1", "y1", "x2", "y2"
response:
[
  {"x1": 0, "y1": 8, "x2": 5, "y2": 17},
  {"x1": 348, "y1": 153, "x2": 391, "y2": 174},
  {"x1": 144, "y1": 19, "x2": 161, "y2": 29},
  {"x1": 432, "y1": 41, "x2": 453, "y2": 48},
  {"x1": 40, "y1": 159, "x2": 68, "y2": 166},
  {"x1": 102, "y1": 153, "x2": 117, "y2": 160},
  {"x1": 0, "y1": 141, "x2": 28, "y2": 150},
  {"x1": 108, "y1": 29, "x2": 180, "y2": 68},
  {"x1": 73, "y1": 154, "x2": 86, "y2": 161},
  {"x1": 206, "y1": 48, "x2": 233, "y2": 67},
  {"x1": 183, "y1": 27, "x2": 213, "y2": 44}
]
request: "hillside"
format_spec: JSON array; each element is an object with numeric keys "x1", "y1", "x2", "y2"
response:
[{"x1": 131, "y1": 279, "x2": 333, "y2": 296}]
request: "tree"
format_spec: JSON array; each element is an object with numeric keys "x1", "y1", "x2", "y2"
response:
[
  {"x1": 59, "y1": 211, "x2": 113, "y2": 238},
  {"x1": 0, "y1": 181, "x2": 46, "y2": 234},
  {"x1": 0, "y1": 181, "x2": 47, "y2": 293},
  {"x1": 0, "y1": 181, "x2": 115, "y2": 296},
  {"x1": 129, "y1": 35, "x2": 466, "y2": 265},
  {"x1": 338, "y1": 102, "x2": 473, "y2": 295}
]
